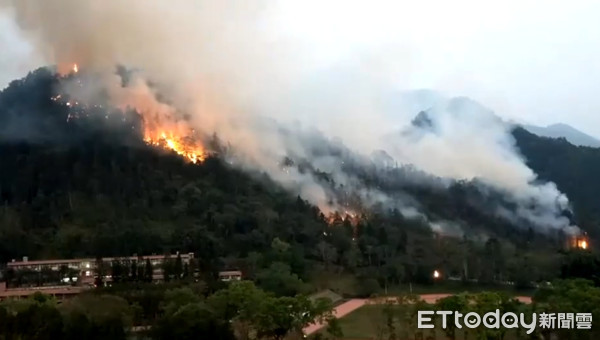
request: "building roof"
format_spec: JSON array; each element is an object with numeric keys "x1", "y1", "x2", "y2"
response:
[
  {"x1": 0, "y1": 286, "x2": 88, "y2": 298},
  {"x1": 218, "y1": 271, "x2": 242, "y2": 276},
  {"x1": 7, "y1": 253, "x2": 194, "y2": 267}
]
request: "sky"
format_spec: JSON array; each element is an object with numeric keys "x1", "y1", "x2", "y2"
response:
[{"x1": 1, "y1": 0, "x2": 600, "y2": 136}]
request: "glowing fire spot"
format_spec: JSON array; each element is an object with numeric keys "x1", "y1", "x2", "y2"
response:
[
  {"x1": 433, "y1": 270, "x2": 440, "y2": 279},
  {"x1": 145, "y1": 131, "x2": 206, "y2": 163},
  {"x1": 325, "y1": 210, "x2": 362, "y2": 226},
  {"x1": 578, "y1": 240, "x2": 588, "y2": 250},
  {"x1": 73, "y1": 64, "x2": 79, "y2": 73}
]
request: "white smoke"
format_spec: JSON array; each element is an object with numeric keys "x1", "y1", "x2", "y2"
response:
[
  {"x1": 0, "y1": 0, "x2": 575, "y2": 233},
  {"x1": 0, "y1": 9, "x2": 43, "y2": 89}
]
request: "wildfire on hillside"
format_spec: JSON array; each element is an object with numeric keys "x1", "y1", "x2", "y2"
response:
[
  {"x1": 570, "y1": 232, "x2": 590, "y2": 250},
  {"x1": 144, "y1": 130, "x2": 206, "y2": 163},
  {"x1": 53, "y1": 64, "x2": 208, "y2": 163},
  {"x1": 325, "y1": 210, "x2": 362, "y2": 226}
]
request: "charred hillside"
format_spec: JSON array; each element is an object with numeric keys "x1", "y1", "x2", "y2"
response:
[{"x1": 0, "y1": 69, "x2": 590, "y2": 291}]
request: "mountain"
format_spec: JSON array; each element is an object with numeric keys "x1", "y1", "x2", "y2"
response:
[
  {"x1": 403, "y1": 96, "x2": 600, "y2": 238},
  {"x1": 521, "y1": 123, "x2": 600, "y2": 148},
  {"x1": 512, "y1": 127, "x2": 600, "y2": 238},
  {"x1": 390, "y1": 89, "x2": 445, "y2": 115},
  {"x1": 401, "y1": 91, "x2": 600, "y2": 149},
  {"x1": 0, "y1": 68, "x2": 590, "y2": 292},
  {"x1": 410, "y1": 96, "x2": 503, "y2": 128}
]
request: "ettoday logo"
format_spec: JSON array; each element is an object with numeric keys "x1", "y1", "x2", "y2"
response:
[{"x1": 418, "y1": 310, "x2": 593, "y2": 334}]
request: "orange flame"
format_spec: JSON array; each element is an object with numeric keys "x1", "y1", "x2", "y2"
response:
[
  {"x1": 325, "y1": 210, "x2": 362, "y2": 226},
  {"x1": 144, "y1": 130, "x2": 206, "y2": 163},
  {"x1": 571, "y1": 234, "x2": 590, "y2": 250},
  {"x1": 56, "y1": 61, "x2": 206, "y2": 163}
]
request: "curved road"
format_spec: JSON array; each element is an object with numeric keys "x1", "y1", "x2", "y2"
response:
[{"x1": 303, "y1": 294, "x2": 532, "y2": 335}]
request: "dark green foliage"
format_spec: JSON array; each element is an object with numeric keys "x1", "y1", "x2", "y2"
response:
[
  {"x1": 174, "y1": 253, "x2": 183, "y2": 279},
  {"x1": 560, "y1": 250, "x2": 600, "y2": 285},
  {"x1": 152, "y1": 303, "x2": 235, "y2": 340},
  {"x1": 0, "y1": 67, "x2": 597, "y2": 299},
  {"x1": 512, "y1": 127, "x2": 600, "y2": 237},
  {"x1": 144, "y1": 259, "x2": 153, "y2": 283},
  {"x1": 0, "y1": 281, "x2": 335, "y2": 340},
  {"x1": 531, "y1": 279, "x2": 600, "y2": 340},
  {"x1": 256, "y1": 262, "x2": 307, "y2": 296}
]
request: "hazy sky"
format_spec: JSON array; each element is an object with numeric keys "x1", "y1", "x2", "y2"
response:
[{"x1": 2, "y1": 0, "x2": 600, "y2": 136}]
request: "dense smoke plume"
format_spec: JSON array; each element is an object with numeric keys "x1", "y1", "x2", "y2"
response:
[{"x1": 0, "y1": 1, "x2": 575, "y2": 233}]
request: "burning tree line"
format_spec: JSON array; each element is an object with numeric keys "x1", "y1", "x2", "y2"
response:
[
  {"x1": 47, "y1": 64, "x2": 592, "y2": 241},
  {"x1": 53, "y1": 64, "x2": 208, "y2": 164}
]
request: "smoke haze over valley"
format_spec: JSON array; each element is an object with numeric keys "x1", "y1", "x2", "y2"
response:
[{"x1": 1, "y1": 0, "x2": 598, "y2": 236}]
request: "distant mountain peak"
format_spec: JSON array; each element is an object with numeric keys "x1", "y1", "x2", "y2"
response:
[
  {"x1": 407, "y1": 96, "x2": 503, "y2": 131},
  {"x1": 521, "y1": 123, "x2": 600, "y2": 148},
  {"x1": 411, "y1": 110, "x2": 434, "y2": 129}
]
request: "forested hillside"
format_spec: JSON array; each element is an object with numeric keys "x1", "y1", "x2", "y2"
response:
[
  {"x1": 0, "y1": 68, "x2": 594, "y2": 294},
  {"x1": 513, "y1": 127, "x2": 600, "y2": 239}
]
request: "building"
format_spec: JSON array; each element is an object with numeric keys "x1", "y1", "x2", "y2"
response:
[
  {"x1": 218, "y1": 270, "x2": 242, "y2": 282},
  {"x1": 0, "y1": 281, "x2": 86, "y2": 300},
  {"x1": 2, "y1": 253, "x2": 195, "y2": 294}
]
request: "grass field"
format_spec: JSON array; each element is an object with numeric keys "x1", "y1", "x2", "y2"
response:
[
  {"x1": 309, "y1": 268, "x2": 535, "y2": 299},
  {"x1": 384, "y1": 281, "x2": 535, "y2": 296},
  {"x1": 314, "y1": 304, "x2": 438, "y2": 339},
  {"x1": 313, "y1": 302, "x2": 526, "y2": 340}
]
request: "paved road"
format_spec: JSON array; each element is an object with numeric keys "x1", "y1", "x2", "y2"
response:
[{"x1": 303, "y1": 294, "x2": 532, "y2": 335}]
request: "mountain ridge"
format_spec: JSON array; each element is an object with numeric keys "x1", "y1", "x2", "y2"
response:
[{"x1": 521, "y1": 123, "x2": 600, "y2": 148}]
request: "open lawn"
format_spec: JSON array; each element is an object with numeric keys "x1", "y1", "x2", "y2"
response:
[
  {"x1": 312, "y1": 302, "x2": 526, "y2": 340},
  {"x1": 308, "y1": 267, "x2": 535, "y2": 299},
  {"x1": 383, "y1": 281, "x2": 535, "y2": 297}
]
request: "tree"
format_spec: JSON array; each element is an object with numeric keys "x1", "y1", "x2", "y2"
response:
[
  {"x1": 15, "y1": 302, "x2": 64, "y2": 340},
  {"x1": 2, "y1": 68, "x2": 599, "y2": 321},
  {"x1": 59, "y1": 264, "x2": 69, "y2": 283},
  {"x1": 560, "y1": 251, "x2": 600, "y2": 285},
  {"x1": 207, "y1": 281, "x2": 333, "y2": 340},
  {"x1": 162, "y1": 255, "x2": 172, "y2": 282},
  {"x1": 403, "y1": 295, "x2": 428, "y2": 340},
  {"x1": 174, "y1": 253, "x2": 183, "y2": 279},
  {"x1": 130, "y1": 260, "x2": 138, "y2": 282},
  {"x1": 182, "y1": 263, "x2": 189, "y2": 279},
  {"x1": 137, "y1": 264, "x2": 145, "y2": 282},
  {"x1": 325, "y1": 316, "x2": 344, "y2": 339},
  {"x1": 208, "y1": 281, "x2": 268, "y2": 322},
  {"x1": 356, "y1": 277, "x2": 380, "y2": 298},
  {"x1": 144, "y1": 259, "x2": 153, "y2": 282},
  {"x1": 111, "y1": 260, "x2": 123, "y2": 283},
  {"x1": 316, "y1": 241, "x2": 338, "y2": 268},
  {"x1": 60, "y1": 294, "x2": 133, "y2": 340},
  {"x1": 0, "y1": 306, "x2": 10, "y2": 337},
  {"x1": 160, "y1": 287, "x2": 202, "y2": 316},
  {"x1": 253, "y1": 295, "x2": 333, "y2": 340},
  {"x1": 533, "y1": 279, "x2": 600, "y2": 340},
  {"x1": 256, "y1": 262, "x2": 306, "y2": 296},
  {"x1": 152, "y1": 303, "x2": 235, "y2": 340},
  {"x1": 382, "y1": 301, "x2": 397, "y2": 340},
  {"x1": 95, "y1": 257, "x2": 105, "y2": 287},
  {"x1": 435, "y1": 294, "x2": 468, "y2": 340},
  {"x1": 63, "y1": 310, "x2": 93, "y2": 340}
]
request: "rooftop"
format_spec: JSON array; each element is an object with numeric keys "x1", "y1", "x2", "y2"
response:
[{"x1": 7, "y1": 253, "x2": 194, "y2": 267}]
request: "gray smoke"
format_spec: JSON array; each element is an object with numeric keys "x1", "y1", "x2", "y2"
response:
[{"x1": 0, "y1": 0, "x2": 576, "y2": 234}]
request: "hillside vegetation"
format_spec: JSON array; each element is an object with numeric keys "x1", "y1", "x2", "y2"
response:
[{"x1": 0, "y1": 69, "x2": 597, "y2": 295}]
